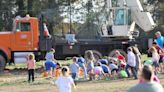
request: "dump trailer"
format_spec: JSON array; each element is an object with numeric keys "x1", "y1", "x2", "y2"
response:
[{"x1": 0, "y1": 0, "x2": 155, "y2": 70}]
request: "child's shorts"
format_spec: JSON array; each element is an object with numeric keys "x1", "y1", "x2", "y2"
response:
[
  {"x1": 159, "y1": 56, "x2": 163, "y2": 64},
  {"x1": 111, "y1": 68, "x2": 118, "y2": 74},
  {"x1": 45, "y1": 66, "x2": 51, "y2": 71},
  {"x1": 152, "y1": 62, "x2": 159, "y2": 68},
  {"x1": 104, "y1": 69, "x2": 110, "y2": 74}
]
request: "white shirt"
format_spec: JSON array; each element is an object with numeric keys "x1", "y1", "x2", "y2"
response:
[
  {"x1": 45, "y1": 52, "x2": 54, "y2": 61},
  {"x1": 152, "y1": 52, "x2": 160, "y2": 63},
  {"x1": 55, "y1": 76, "x2": 74, "y2": 92},
  {"x1": 127, "y1": 51, "x2": 136, "y2": 67},
  {"x1": 109, "y1": 64, "x2": 118, "y2": 70}
]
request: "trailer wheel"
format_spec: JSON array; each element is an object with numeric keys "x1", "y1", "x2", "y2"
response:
[
  {"x1": 85, "y1": 50, "x2": 102, "y2": 61},
  {"x1": 0, "y1": 55, "x2": 6, "y2": 71},
  {"x1": 108, "y1": 49, "x2": 127, "y2": 60}
]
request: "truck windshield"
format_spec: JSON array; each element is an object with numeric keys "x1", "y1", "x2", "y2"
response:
[
  {"x1": 114, "y1": 9, "x2": 126, "y2": 25},
  {"x1": 16, "y1": 22, "x2": 31, "y2": 32}
]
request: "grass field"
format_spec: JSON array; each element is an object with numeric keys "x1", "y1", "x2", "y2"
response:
[
  {"x1": 0, "y1": 73, "x2": 164, "y2": 92},
  {"x1": 0, "y1": 55, "x2": 163, "y2": 92}
]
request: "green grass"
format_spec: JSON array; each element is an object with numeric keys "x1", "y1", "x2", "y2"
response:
[
  {"x1": 141, "y1": 54, "x2": 151, "y2": 62},
  {"x1": 5, "y1": 61, "x2": 43, "y2": 70},
  {"x1": 1, "y1": 55, "x2": 163, "y2": 92},
  {"x1": 5, "y1": 54, "x2": 151, "y2": 70}
]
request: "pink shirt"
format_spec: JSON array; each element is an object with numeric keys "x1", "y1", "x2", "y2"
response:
[
  {"x1": 139, "y1": 75, "x2": 160, "y2": 84},
  {"x1": 27, "y1": 59, "x2": 36, "y2": 69}
]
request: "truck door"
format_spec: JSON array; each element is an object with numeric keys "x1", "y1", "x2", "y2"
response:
[{"x1": 14, "y1": 22, "x2": 33, "y2": 50}]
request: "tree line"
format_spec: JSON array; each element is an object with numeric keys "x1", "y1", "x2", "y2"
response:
[{"x1": 0, "y1": 0, "x2": 163, "y2": 36}]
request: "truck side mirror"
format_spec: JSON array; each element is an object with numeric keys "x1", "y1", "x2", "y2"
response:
[{"x1": 15, "y1": 29, "x2": 21, "y2": 32}]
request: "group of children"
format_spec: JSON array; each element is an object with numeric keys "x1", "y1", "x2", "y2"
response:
[
  {"x1": 25, "y1": 31, "x2": 163, "y2": 92},
  {"x1": 25, "y1": 48, "x2": 163, "y2": 92},
  {"x1": 67, "y1": 50, "x2": 129, "y2": 81}
]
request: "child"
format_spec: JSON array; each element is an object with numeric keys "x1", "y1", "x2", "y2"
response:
[
  {"x1": 98, "y1": 58, "x2": 108, "y2": 65},
  {"x1": 77, "y1": 56, "x2": 87, "y2": 80},
  {"x1": 131, "y1": 46, "x2": 142, "y2": 73},
  {"x1": 85, "y1": 50, "x2": 95, "y2": 80},
  {"x1": 70, "y1": 57, "x2": 79, "y2": 81},
  {"x1": 115, "y1": 50, "x2": 126, "y2": 69},
  {"x1": 118, "y1": 67, "x2": 128, "y2": 78},
  {"x1": 94, "y1": 62, "x2": 104, "y2": 80},
  {"x1": 55, "y1": 66, "x2": 76, "y2": 92},
  {"x1": 44, "y1": 60, "x2": 57, "y2": 78},
  {"x1": 149, "y1": 47, "x2": 160, "y2": 75},
  {"x1": 27, "y1": 53, "x2": 36, "y2": 83},
  {"x1": 101, "y1": 64, "x2": 111, "y2": 79},
  {"x1": 109, "y1": 61, "x2": 118, "y2": 79},
  {"x1": 55, "y1": 63, "x2": 61, "y2": 79}
]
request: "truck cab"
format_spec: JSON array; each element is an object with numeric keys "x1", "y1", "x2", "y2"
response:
[{"x1": 0, "y1": 15, "x2": 39, "y2": 70}]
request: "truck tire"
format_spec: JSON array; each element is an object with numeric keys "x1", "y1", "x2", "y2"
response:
[
  {"x1": 0, "y1": 55, "x2": 6, "y2": 71},
  {"x1": 108, "y1": 49, "x2": 127, "y2": 60},
  {"x1": 85, "y1": 50, "x2": 102, "y2": 61}
]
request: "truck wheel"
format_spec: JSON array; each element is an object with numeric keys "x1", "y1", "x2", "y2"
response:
[
  {"x1": 85, "y1": 50, "x2": 102, "y2": 61},
  {"x1": 108, "y1": 49, "x2": 127, "y2": 60},
  {"x1": 0, "y1": 55, "x2": 6, "y2": 71}
]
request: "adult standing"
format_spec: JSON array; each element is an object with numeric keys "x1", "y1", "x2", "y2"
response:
[
  {"x1": 125, "y1": 47, "x2": 138, "y2": 79},
  {"x1": 127, "y1": 65, "x2": 164, "y2": 92},
  {"x1": 155, "y1": 31, "x2": 164, "y2": 48}
]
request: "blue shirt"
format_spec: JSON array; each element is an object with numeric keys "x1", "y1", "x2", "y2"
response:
[
  {"x1": 70, "y1": 63, "x2": 79, "y2": 73},
  {"x1": 109, "y1": 64, "x2": 118, "y2": 70},
  {"x1": 99, "y1": 59, "x2": 108, "y2": 65},
  {"x1": 156, "y1": 36, "x2": 164, "y2": 48},
  {"x1": 101, "y1": 64, "x2": 110, "y2": 73},
  {"x1": 77, "y1": 57, "x2": 85, "y2": 64}
]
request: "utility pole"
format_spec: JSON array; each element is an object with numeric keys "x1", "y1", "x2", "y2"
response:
[{"x1": 69, "y1": 0, "x2": 72, "y2": 34}]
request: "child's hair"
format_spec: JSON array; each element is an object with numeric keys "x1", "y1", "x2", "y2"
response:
[
  {"x1": 72, "y1": 57, "x2": 77, "y2": 62},
  {"x1": 127, "y1": 47, "x2": 132, "y2": 51},
  {"x1": 50, "y1": 48, "x2": 55, "y2": 53},
  {"x1": 28, "y1": 53, "x2": 35, "y2": 60},
  {"x1": 131, "y1": 46, "x2": 141, "y2": 55},
  {"x1": 85, "y1": 50, "x2": 94, "y2": 60},
  {"x1": 152, "y1": 41, "x2": 157, "y2": 45},
  {"x1": 56, "y1": 62, "x2": 61, "y2": 68},
  {"x1": 115, "y1": 50, "x2": 120, "y2": 55},
  {"x1": 61, "y1": 66, "x2": 69, "y2": 76},
  {"x1": 109, "y1": 61, "x2": 113, "y2": 64},
  {"x1": 96, "y1": 62, "x2": 101, "y2": 66},
  {"x1": 149, "y1": 47, "x2": 157, "y2": 53}
]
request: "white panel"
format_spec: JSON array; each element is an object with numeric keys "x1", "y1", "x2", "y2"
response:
[
  {"x1": 125, "y1": 0, "x2": 155, "y2": 32},
  {"x1": 112, "y1": 25, "x2": 129, "y2": 36},
  {"x1": 14, "y1": 52, "x2": 33, "y2": 64}
]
